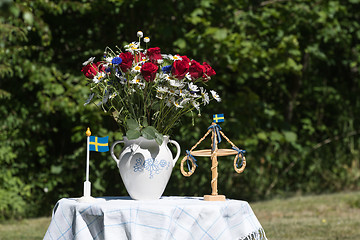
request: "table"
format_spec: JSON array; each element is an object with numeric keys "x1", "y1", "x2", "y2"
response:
[{"x1": 43, "y1": 196, "x2": 267, "y2": 240}]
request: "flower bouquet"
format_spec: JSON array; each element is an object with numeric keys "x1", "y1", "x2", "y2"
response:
[{"x1": 81, "y1": 31, "x2": 221, "y2": 145}]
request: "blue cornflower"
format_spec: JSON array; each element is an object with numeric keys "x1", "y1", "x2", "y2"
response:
[
  {"x1": 105, "y1": 67, "x2": 111, "y2": 73},
  {"x1": 162, "y1": 65, "x2": 172, "y2": 73},
  {"x1": 112, "y1": 57, "x2": 123, "y2": 65}
]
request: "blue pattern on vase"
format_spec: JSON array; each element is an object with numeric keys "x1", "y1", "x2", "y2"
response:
[
  {"x1": 133, "y1": 158, "x2": 145, "y2": 172},
  {"x1": 133, "y1": 158, "x2": 170, "y2": 178}
]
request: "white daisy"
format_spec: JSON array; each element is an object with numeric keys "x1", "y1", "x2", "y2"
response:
[
  {"x1": 161, "y1": 54, "x2": 171, "y2": 60},
  {"x1": 188, "y1": 82, "x2": 199, "y2": 92},
  {"x1": 131, "y1": 64, "x2": 142, "y2": 74},
  {"x1": 124, "y1": 41, "x2": 139, "y2": 49},
  {"x1": 156, "y1": 92, "x2": 164, "y2": 99},
  {"x1": 169, "y1": 79, "x2": 185, "y2": 88},
  {"x1": 128, "y1": 47, "x2": 143, "y2": 54},
  {"x1": 185, "y1": 72, "x2": 192, "y2": 81},
  {"x1": 191, "y1": 92, "x2": 201, "y2": 98},
  {"x1": 210, "y1": 90, "x2": 221, "y2": 102},
  {"x1": 109, "y1": 92, "x2": 117, "y2": 99},
  {"x1": 200, "y1": 87, "x2": 210, "y2": 105},
  {"x1": 156, "y1": 86, "x2": 168, "y2": 93},
  {"x1": 104, "y1": 56, "x2": 113, "y2": 64},
  {"x1": 136, "y1": 55, "x2": 147, "y2": 64},
  {"x1": 180, "y1": 98, "x2": 191, "y2": 106},
  {"x1": 157, "y1": 72, "x2": 169, "y2": 81},
  {"x1": 83, "y1": 57, "x2": 95, "y2": 66},
  {"x1": 144, "y1": 37, "x2": 150, "y2": 43},
  {"x1": 174, "y1": 100, "x2": 184, "y2": 109},
  {"x1": 93, "y1": 72, "x2": 105, "y2": 84},
  {"x1": 130, "y1": 75, "x2": 145, "y2": 88},
  {"x1": 137, "y1": 31, "x2": 143, "y2": 38},
  {"x1": 102, "y1": 63, "x2": 110, "y2": 69},
  {"x1": 164, "y1": 74, "x2": 174, "y2": 82},
  {"x1": 124, "y1": 41, "x2": 143, "y2": 54},
  {"x1": 170, "y1": 54, "x2": 182, "y2": 61},
  {"x1": 166, "y1": 97, "x2": 175, "y2": 107},
  {"x1": 167, "y1": 87, "x2": 177, "y2": 95},
  {"x1": 191, "y1": 100, "x2": 200, "y2": 110},
  {"x1": 176, "y1": 88, "x2": 189, "y2": 97}
]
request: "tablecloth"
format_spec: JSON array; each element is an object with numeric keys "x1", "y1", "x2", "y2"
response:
[{"x1": 43, "y1": 196, "x2": 267, "y2": 240}]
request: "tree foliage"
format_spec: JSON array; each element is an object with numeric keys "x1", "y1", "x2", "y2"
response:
[{"x1": 1, "y1": 0, "x2": 359, "y2": 219}]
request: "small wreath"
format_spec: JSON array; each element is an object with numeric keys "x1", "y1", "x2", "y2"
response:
[
  {"x1": 233, "y1": 154, "x2": 246, "y2": 173},
  {"x1": 180, "y1": 155, "x2": 197, "y2": 177}
]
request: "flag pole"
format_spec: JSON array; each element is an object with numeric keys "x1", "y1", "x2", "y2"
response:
[
  {"x1": 78, "y1": 127, "x2": 96, "y2": 202},
  {"x1": 83, "y1": 127, "x2": 91, "y2": 197}
]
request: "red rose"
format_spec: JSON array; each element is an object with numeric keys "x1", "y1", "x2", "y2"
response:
[
  {"x1": 141, "y1": 62, "x2": 158, "y2": 82},
  {"x1": 147, "y1": 47, "x2": 162, "y2": 64},
  {"x1": 119, "y1": 52, "x2": 134, "y2": 72},
  {"x1": 202, "y1": 62, "x2": 216, "y2": 81},
  {"x1": 171, "y1": 56, "x2": 190, "y2": 80},
  {"x1": 189, "y1": 60, "x2": 204, "y2": 80},
  {"x1": 81, "y1": 62, "x2": 104, "y2": 79}
]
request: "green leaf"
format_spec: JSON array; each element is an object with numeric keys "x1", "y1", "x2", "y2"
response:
[
  {"x1": 283, "y1": 131, "x2": 297, "y2": 143},
  {"x1": 151, "y1": 102, "x2": 160, "y2": 111},
  {"x1": 142, "y1": 118, "x2": 148, "y2": 127},
  {"x1": 214, "y1": 28, "x2": 228, "y2": 41},
  {"x1": 126, "y1": 129, "x2": 141, "y2": 139},
  {"x1": 141, "y1": 126, "x2": 157, "y2": 140},
  {"x1": 173, "y1": 38, "x2": 187, "y2": 49},
  {"x1": 50, "y1": 165, "x2": 62, "y2": 174},
  {"x1": 126, "y1": 118, "x2": 138, "y2": 130},
  {"x1": 257, "y1": 132, "x2": 268, "y2": 141},
  {"x1": 270, "y1": 131, "x2": 283, "y2": 142},
  {"x1": 154, "y1": 131, "x2": 163, "y2": 145}
]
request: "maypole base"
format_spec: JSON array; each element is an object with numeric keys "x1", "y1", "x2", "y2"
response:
[{"x1": 204, "y1": 194, "x2": 226, "y2": 201}]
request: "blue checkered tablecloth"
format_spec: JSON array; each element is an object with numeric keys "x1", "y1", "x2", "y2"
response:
[{"x1": 43, "y1": 196, "x2": 267, "y2": 240}]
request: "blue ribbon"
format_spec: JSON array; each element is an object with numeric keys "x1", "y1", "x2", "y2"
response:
[
  {"x1": 186, "y1": 150, "x2": 198, "y2": 172},
  {"x1": 208, "y1": 124, "x2": 222, "y2": 149},
  {"x1": 232, "y1": 146, "x2": 246, "y2": 168}
]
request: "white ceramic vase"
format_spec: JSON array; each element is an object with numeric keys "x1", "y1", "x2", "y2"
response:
[{"x1": 110, "y1": 136, "x2": 180, "y2": 200}]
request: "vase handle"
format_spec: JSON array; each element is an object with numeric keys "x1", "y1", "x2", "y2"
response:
[
  {"x1": 169, "y1": 139, "x2": 181, "y2": 166},
  {"x1": 110, "y1": 140, "x2": 124, "y2": 165}
]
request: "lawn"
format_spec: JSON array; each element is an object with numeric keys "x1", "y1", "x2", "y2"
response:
[
  {"x1": 0, "y1": 191, "x2": 359, "y2": 239},
  {"x1": 251, "y1": 191, "x2": 360, "y2": 240}
]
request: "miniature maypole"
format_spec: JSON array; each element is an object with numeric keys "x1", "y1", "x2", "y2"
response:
[{"x1": 180, "y1": 114, "x2": 247, "y2": 201}]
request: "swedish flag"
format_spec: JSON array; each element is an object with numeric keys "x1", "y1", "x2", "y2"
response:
[
  {"x1": 213, "y1": 114, "x2": 225, "y2": 123},
  {"x1": 89, "y1": 136, "x2": 109, "y2": 152}
]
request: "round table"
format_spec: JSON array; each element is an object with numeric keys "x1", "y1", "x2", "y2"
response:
[{"x1": 43, "y1": 196, "x2": 267, "y2": 240}]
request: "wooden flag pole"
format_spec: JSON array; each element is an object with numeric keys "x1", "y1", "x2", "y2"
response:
[{"x1": 204, "y1": 123, "x2": 226, "y2": 201}]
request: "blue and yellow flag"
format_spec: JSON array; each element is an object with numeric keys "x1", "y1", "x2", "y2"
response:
[
  {"x1": 89, "y1": 136, "x2": 109, "y2": 152},
  {"x1": 213, "y1": 114, "x2": 225, "y2": 123}
]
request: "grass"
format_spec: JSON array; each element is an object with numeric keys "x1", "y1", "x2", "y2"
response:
[
  {"x1": 0, "y1": 191, "x2": 359, "y2": 239},
  {"x1": 251, "y1": 191, "x2": 360, "y2": 240},
  {"x1": 0, "y1": 217, "x2": 50, "y2": 240}
]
